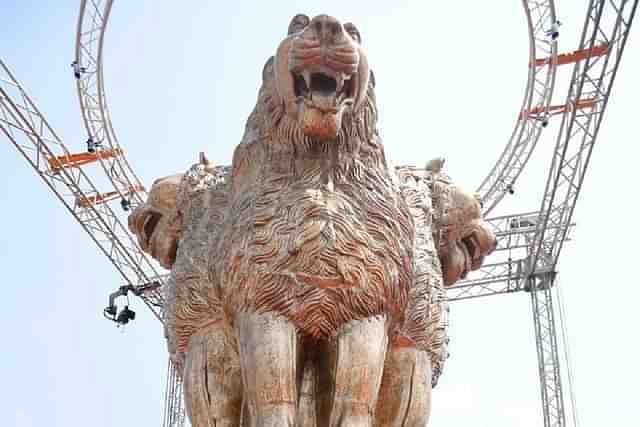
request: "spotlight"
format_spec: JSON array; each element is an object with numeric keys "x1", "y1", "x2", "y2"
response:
[
  {"x1": 547, "y1": 21, "x2": 561, "y2": 41},
  {"x1": 116, "y1": 306, "x2": 136, "y2": 325},
  {"x1": 121, "y1": 198, "x2": 131, "y2": 211},
  {"x1": 71, "y1": 61, "x2": 87, "y2": 79},
  {"x1": 87, "y1": 137, "x2": 95, "y2": 154}
]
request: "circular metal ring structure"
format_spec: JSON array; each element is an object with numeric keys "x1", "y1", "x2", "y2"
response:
[
  {"x1": 477, "y1": 0, "x2": 558, "y2": 214},
  {"x1": 75, "y1": 0, "x2": 146, "y2": 209},
  {"x1": 72, "y1": 2, "x2": 558, "y2": 427}
]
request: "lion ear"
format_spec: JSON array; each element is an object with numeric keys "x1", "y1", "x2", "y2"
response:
[
  {"x1": 262, "y1": 56, "x2": 274, "y2": 81},
  {"x1": 288, "y1": 14, "x2": 310, "y2": 35},
  {"x1": 344, "y1": 22, "x2": 361, "y2": 44}
]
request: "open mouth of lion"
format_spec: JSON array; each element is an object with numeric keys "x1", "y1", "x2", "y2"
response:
[
  {"x1": 291, "y1": 68, "x2": 356, "y2": 140},
  {"x1": 273, "y1": 14, "x2": 368, "y2": 141},
  {"x1": 292, "y1": 68, "x2": 356, "y2": 113}
]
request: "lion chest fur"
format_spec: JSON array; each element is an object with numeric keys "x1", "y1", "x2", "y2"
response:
[{"x1": 210, "y1": 141, "x2": 415, "y2": 338}]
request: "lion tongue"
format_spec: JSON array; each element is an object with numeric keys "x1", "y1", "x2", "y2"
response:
[{"x1": 310, "y1": 91, "x2": 336, "y2": 111}]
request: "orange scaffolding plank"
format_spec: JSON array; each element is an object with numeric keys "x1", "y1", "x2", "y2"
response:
[
  {"x1": 76, "y1": 184, "x2": 145, "y2": 208},
  {"x1": 519, "y1": 99, "x2": 597, "y2": 120},
  {"x1": 532, "y1": 44, "x2": 609, "y2": 67},
  {"x1": 48, "y1": 148, "x2": 123, "y2": 173}
]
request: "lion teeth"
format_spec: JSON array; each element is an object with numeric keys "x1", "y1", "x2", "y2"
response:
[
  {"x1": 302, "y1": 70, "x2": 311, "y2": 90},
  {"x1": 334, "y1": 74, "x2": 342, "y2": 93}
]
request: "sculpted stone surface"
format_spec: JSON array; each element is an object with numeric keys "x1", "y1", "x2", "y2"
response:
[{"x1": 129, "y1": 13, "x2": 495, "y2": 427}]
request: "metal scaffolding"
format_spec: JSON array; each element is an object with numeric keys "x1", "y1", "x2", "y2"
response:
[
  {"x1": 0, "y1": 59, "x2": 165, "y2": 320},
  {"x1": 448, "y1": 3, "x2": 639, "y2": 427}
]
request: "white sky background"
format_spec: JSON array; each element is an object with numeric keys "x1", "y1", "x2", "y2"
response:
[{"x1": 0, "y1": 1, "x2": 638, "y2": 426}]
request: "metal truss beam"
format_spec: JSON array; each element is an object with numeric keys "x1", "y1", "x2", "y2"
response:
[
  {"x1": 446, "y1": 259, "x2": 525, "y2": 301},
  {"x1": 529, "y1": 273, "x2": 565, "y2": 427},
  {"x1": 480, "y1": 211, "x2": 573, "y2": 253},
  {"x1": 163, "y1": 360, "x2": 187, "y2": 427},
  {"x1": 446, "y1": 211, "x2": 573, "y2": 301}
]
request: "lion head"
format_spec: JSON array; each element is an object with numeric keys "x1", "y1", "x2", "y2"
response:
[
  {"x1": 232, "y1": 13, "x2": 378, "y2": 165},
  {"x1": 270, "y1": 13, "x2": 371, "y2": 141},
  {"x1": 127, "y1": 174, "x2": 182, "y2": 269},
  {"x1": 430, "y1": 172, "x2": 497, "y2": 286}
]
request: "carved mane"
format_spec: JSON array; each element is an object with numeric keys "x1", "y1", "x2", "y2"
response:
[{"x1": 209, "y1": 64, "x2": 416, "y2": 339}]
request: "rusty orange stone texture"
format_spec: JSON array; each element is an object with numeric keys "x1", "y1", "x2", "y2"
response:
[{"x1": 128, "y1": 13, "x2": 496, "y2": 427}]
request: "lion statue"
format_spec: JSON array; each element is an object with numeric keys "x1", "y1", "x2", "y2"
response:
[{"x1": 129, "y1": 14, "x2": 495, "y2": 427}]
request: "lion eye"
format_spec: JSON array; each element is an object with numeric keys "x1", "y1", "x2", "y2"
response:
[
  {"x1": 344, "y1": 22, "x2": 361, "y2": 44},
  {"x1": 288, "y1": 14, "x2": 310, "y2": 35}
]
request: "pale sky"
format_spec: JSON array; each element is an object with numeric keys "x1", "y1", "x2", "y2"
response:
[{"x1": 1, "y1": 2, "x2": 639, "y2": 426}]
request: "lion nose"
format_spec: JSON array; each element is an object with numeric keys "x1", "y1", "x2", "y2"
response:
[{"x1": 309, "y1": 14, "x2": 344, "y2": 43}]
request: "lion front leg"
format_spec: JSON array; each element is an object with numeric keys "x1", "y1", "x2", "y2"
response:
[
  {"x1": 374, "y1": 344, "x2": 432, "y2": 427},
  {"x1": 183, "y1": 323, "x2": 243, "y2": 427},
  {"x1": 235, "y1": 312, "x2": 300, "y2": 427},
  {"x1": 315, "y1": 315, "x2": 389, "y2": 427}
]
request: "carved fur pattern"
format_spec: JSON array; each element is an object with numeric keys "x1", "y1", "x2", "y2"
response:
[
  {"x1": 394, "y1": 166, "x2": 449, "y2": 385},
  {"x1": 209, "y1": 80, "x2": 415, "y2": 339},
  {"x1": 164, "y1": 164, "x2": 231, "y2": 362},
  {"x1": 133, "y1": 57, "x2": 492, "y2": 385}
]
